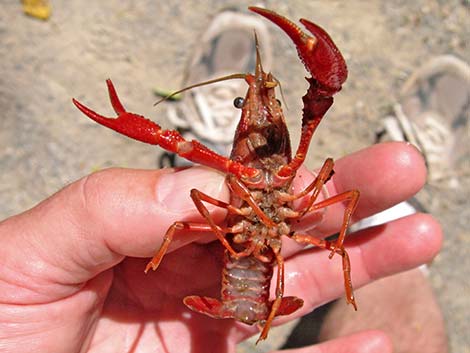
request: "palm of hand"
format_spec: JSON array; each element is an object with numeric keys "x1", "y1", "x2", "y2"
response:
[{"x1": 87, "y1": 243, "x2": 244, "y2": 353}]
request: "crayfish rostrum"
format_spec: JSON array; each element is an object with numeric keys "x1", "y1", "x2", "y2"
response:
[{"x1": 73, "y1": 7, "x2": 359, "y2": 342}]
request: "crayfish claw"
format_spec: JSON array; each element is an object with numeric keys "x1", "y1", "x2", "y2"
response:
[
  {"x1": 72, "y1": 79, "x2": 127, "y2": 125},
  {"x1": 298, "y1": 18, "x2": 348, "y2": 92},
  {"x1": 105, "y1": 79, "x2": 126, "y2": 115},
  {"x1": 250, "y1": 6, "x2": 347, "y2": 94},
  {"x1": 73, "y1": 80, "x2": 164, "y2": 145},
  {"x1": 72, "y1": 98, "x2": 113, "y2": 125}
]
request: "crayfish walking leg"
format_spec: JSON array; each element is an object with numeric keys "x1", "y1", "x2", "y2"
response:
[
  {"x1": 144, "y1": 222, "x2": 213, "y2": 273},
  {"x1": 145, "y1": 187, "x2": 259, "y2": 273},
  {"x1": 274, "y1": 158, "x2": 360, "y2": 308},
  {"x1": 292, "y1": 231, "x2": 357, "y2": 310}
]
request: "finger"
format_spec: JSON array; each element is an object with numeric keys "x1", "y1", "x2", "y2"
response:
[
  {"x1": 269, "y1": 330, "x2": 392, "y2": 353},
  {"x1": 293, "y1": 141, "x2": 426, "y2": 234},
  {"x1": 279, "y1": 213, "x2": 442, "y2": 321},
  {"x1": 0, "y1": 167, "x2": 228, "y2": 303}
]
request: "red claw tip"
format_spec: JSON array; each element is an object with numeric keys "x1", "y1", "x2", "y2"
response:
[{"x1": 250, "y1": 7, "x2": 347, "y2": 93}]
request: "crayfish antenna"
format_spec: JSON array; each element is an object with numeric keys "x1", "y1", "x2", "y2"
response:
[{"x1": 153, "y1": 73, "x2": 247, "y2": 106}]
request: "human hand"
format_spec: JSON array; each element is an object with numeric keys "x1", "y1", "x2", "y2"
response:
[{"x1": 0, "y1": 142, "x2": 441, "y2": 353}]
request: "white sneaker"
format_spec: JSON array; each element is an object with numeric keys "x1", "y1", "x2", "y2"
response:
[{"x1": 377, "y1": 55, "x2": 470, "y2": 188}]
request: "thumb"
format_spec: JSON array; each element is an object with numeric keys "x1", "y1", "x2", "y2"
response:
[{"x1": 0, "y1": 167, "x2": 227, "y2": 304}]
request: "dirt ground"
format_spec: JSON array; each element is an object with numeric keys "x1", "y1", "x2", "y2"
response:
[{"x1": 0, "y1": 1, "x2": 468, "y2": 352}]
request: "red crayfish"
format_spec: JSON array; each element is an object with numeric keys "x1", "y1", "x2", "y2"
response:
[{"x1": 73, "y1": 7, "x2": 359, "y2": 342}]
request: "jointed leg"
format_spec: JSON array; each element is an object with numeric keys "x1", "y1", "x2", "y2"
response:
[
  {"x1": 227, "y1": 176, "x2": 276, "y2": 227},
  {"x1": 292, "y1": 233, "x2": 356, "y2": 309},
  {"x1": 146, "y1": 188, "x2": 253, "y2": 273},
  {"x1": 308, "y1": 189, "x2": 360, "y2": 257},
  {"x1": 190, "y1": 188, "x2": 254, "y2": 258},
  {"x1": 145, "y1": 222, "x2": 213, "y2": 273},
  {"x1": 257, "y1": 251, "x2": 285, "y2": 343},
  {"x1": 290, "y1": 189, "x2": 359, "y2": 308},
  {"x1": 277, "y1": 158, "x2": 334, "y2": 217}
]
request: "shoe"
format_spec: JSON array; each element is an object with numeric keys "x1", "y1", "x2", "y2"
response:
[
  {"x1": 377, "y1": 55, "x2": 470, "y2": 188},
  {"x1": 358, "y1": 56, "x2": 470, "y2": 230},
  {"x1": 158, "y1": 8, "x2": 272, "y2": 168}
]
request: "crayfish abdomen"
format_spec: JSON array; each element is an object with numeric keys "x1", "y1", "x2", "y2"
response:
[{"x1": 220, "y1": 253, "x2": 273, "y2": 324}]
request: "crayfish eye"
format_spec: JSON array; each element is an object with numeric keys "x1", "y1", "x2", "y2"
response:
[{"x1": 233, "y1": 97, "x2": 245, "y2": 109}]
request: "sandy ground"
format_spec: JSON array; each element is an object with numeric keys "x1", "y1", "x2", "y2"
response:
[{"x1": 0, "y1": 1, "x2": 468, "y2": 352}]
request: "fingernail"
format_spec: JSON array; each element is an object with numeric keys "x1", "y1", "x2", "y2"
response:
[{"x1": 156, "y1": 167, "x2": 228, "y2": 212}]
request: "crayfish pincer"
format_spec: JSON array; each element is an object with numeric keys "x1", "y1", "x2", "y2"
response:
[{"x1": 73, "y1": 7, "x2": 359, "y2": 343}]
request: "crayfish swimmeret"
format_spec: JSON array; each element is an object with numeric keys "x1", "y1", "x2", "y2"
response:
[{"x1": 73, "y1": 7, "x2": 359, "y2": 342}]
